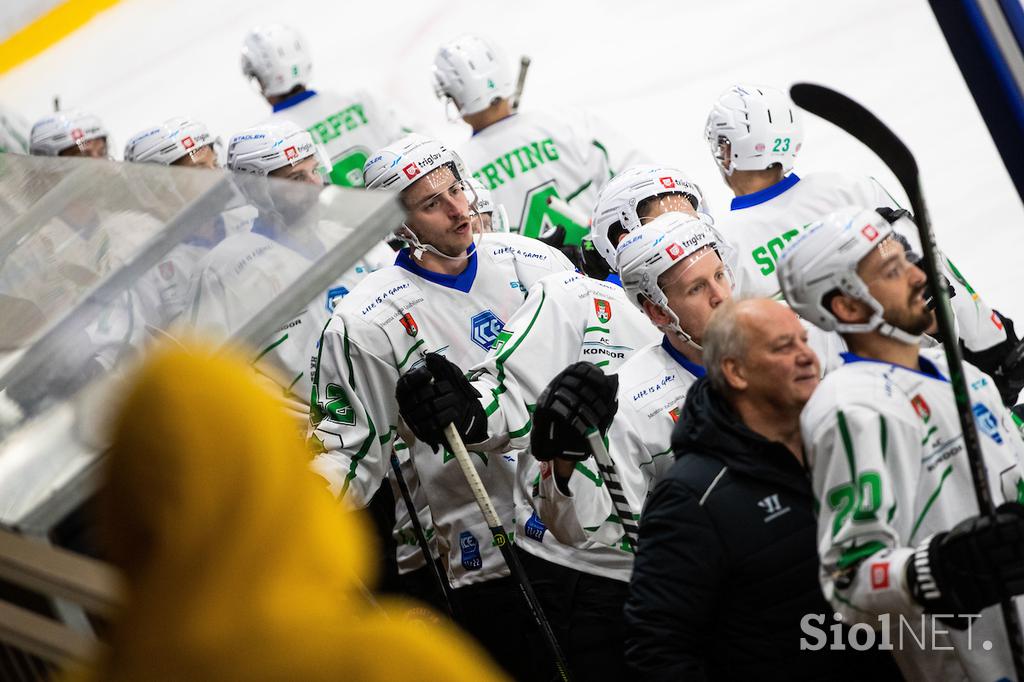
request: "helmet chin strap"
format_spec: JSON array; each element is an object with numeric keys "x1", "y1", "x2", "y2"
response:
[
  {"x1": 398, "y1": 222, "x2": 480, "y2": 262},
  {"x1": 660, "y1": 307, "x2": 703, "y2": 352},
  {"x1": 874, "y1": 316, "x2": 924, "y2": 346}
]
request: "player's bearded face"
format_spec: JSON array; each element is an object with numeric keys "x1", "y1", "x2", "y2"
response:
[
  {"x1": 659, "y1": 247, "x2": 732, "y2": 345},
  {"x1": 860, "y1": 236, "x2": 933, "y2": 336},
  {"x1": 403, "y1": 166, "x2": 476, "y2": 257}
]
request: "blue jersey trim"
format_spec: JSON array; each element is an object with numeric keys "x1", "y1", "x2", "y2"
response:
[
  {"x1": 471, "y1": 113, "x2": 518, "y2": 137},
  {"x1": 661, "y1": 336, "x2": 706, "y2": 378},
  {"x1": 604, "y1": 272, "x2": 622, "y2": 287},
  {"x1": 272, "y1": 89, "x2": 318, "y2": 113},
  {"x1": 395, "y1": 244, "x2": 478, "y2": 293},
  {"x1": 840, "y1": 351, "x2": 948, "y2": 382},
  {"x1": 730, "y1": 173, "x2": 801, "y2": 211}
]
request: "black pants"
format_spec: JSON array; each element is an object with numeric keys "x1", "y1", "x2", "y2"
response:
[
  {"x1": 517, "y1": 547, "x2": 630, "y2": 682},
  {"x1": 452, "y1": 574, "x2": 554, "y2": 681}
]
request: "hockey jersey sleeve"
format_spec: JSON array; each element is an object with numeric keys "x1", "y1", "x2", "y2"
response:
[
  {"x1": 309, "y1": 313, "x2": 400, "y2": 508},
  {"x1": 803, "y1": 396, "x2": 922, "y2": 624},
  {"x1": 469, "y1": 273, "x2": 587, "y2": 454}
]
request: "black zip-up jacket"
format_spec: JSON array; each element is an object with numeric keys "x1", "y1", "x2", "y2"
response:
[{"x1": 623, "y1": 377, "x2": 899, "y2": 681}]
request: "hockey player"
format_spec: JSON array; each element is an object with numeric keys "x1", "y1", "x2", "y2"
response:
[
  {"x1": 433, "y1": 34, "x2": 646, "y2": 243},
  {"x1": 122, "y1": 117, "x2": 224, "y2": 324},
  {"x1": 186, "y1": 121, "x2": 392, "y2": 420},
  {"x1": 778, "y1": 206, "x2": 1024, "y2": 680},
  {"x1": 309, "y1": 132, "x2": 574, "y2": 679},
  {"x1": 706, "y1": 84, "x2": 1024, "y2": 403},
  {"x1": 393, "y1": 166, "x2": 706, "y2": 680},
  {"x1": 242, "y1": 24, "x2": 406, "y2": 187},
  {"x1": 467, "y1": 178, "x2": 507, "y2": 232},
  {"x1": 29, "y1": 109, "x2": 108, "y2": 158}
]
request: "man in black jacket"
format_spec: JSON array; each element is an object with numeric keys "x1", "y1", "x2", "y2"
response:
[{"x1": 624, "y1": 298, "x2": 899, "y2": 680}]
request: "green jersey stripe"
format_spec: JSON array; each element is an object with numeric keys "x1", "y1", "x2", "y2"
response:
[{"x1": 910, "y1": 464, "x2": 955, "y2": 543}]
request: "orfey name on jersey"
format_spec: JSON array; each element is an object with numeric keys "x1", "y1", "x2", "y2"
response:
[{"x1": 306, "y1": 103, "x2": 369, "y2": 146}]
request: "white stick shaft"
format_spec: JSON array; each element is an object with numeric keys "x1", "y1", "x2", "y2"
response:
[
  {"x1": 444, "y1": 423, "x2": 502, "y2": 528},
  {"x1": 586, "y1": 431, "x2": 639, "y2": 550}
]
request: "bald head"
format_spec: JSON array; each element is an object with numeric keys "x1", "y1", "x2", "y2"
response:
[{"x1": 704, "y1": 298, "x2": 820, "y2": 410}]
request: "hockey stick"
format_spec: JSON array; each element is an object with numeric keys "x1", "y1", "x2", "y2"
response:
[
  {"x1": 585, "y1": 431, "x2": 639, "y2": 552},
  {"x1": 443, "y1": 423, "x2": 572, "y2": 681},
  {"x1": 790, "y1": 82, "x2": 1024, "y2": 676},
  {"x1": 511, "y1": 56, "x2": 531, "y2": 113},
  {"x1": 388, "y1": 451, "x2": 457, "y2": 619}
]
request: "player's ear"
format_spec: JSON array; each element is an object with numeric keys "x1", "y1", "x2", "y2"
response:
[
  {"x1": 828, "y1": 292, "x2": 868, "y2": 324},
  {"x1": 641, "y1": 299, "x2": 670, "y2": 327},
  {"x1": 721, "y1": 355, "x2": 747, "y2": 392}
]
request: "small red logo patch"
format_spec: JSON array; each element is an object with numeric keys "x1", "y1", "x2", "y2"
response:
[
  {"x1": 861, "y1": 224, "x2": 880, "y2": 241},
  {"x1": 870, "y1": 562, "x2": 890, "y2": 589},
  {"x1": 399, "y1": 312, "x2": 418, "y2": 337},
  {"x1": 70, "y1": 128, "x2": 84, "y2": 141},
  {"x1": 669, "y1": 407, "x2": 681, "y2": 423},
  {"x1": 666, "y1": 243, "x2": 684, "y2": 261},
  {"x1": 158, "y1": 262, "x2": 175, "y2": 280},
  {"x1": 659, "y1": 176, "x2": 675, "y2": 189},
  {"x1": 594, "y1": 298, "x2": 612, "y2": 323},
  {"x1": 181, "y1": 135, "x2": 195, "y2": 150},
  {"x1": 403, "y1": 163, "x2": 420, "y2": 180},
  {"x1": 911, "y1": 394, "x2": 931, "y2": 423},
  {"x1": 754, "y1": 142, "x2": 766, "y2": 152},
  {"x1": 283, "y1": 146, "x2": 298, "y2": 160},
  {"x1": 992, "y1": 312, "x2": 1004, "y2": 331}
]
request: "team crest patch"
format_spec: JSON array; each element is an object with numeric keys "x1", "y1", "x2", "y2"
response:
[
  {"x1": 594, "y1": 298, "x2": 612, "y2": 324},
  {"x1": 669, "y1": 406, "x2": 681, "y2": 423},
  {"x1": 470, "y1": 309, "x2": 505, "y2": 351},
  {"x1": 400, "y1": 312, "x2": 418, "y2": 337},
  {"x1": 158, "y1": 262, "x2": 175, "y2": 280},
  {"x1": 911, "y1": 394, "x2": 931, "y2": 423}
]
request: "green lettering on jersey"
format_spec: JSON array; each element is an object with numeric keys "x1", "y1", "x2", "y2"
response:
[
  {"x1": 471, "y1": 138, "x2": 560, "y2": 190},
  {"x1": 312, "y1": 382, "x2": 356, "y2": 426},
  {"x1": 520, "y1": 183, "x2": 588, "y2": 245},
  {"x1": 306, "y1": 103, "x2": 369, "y2": 145},
  {"x1": 749, "y1": 226, "x2": 803, "y2": 276}
]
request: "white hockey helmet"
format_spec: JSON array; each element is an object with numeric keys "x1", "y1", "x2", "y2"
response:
[
  {"x1": 363, "y1": 133, "x2": 480, "y2": 258},
  {"x1": 705, "y1": 84, "x2": 803, "y2": 176},
  {"x1": 433, "y1": 34, "x2": 515, "y2": 116},
  {"x1": 226, "y1": 121, "x2": 330, "y2": 177},
  {"x1": 29, "y1": 109, "x2": 108, "y2": 156},
  {"x1": 0, "y1": 106, "x2": 30, "y2": 154},
  {"x1": 617, "y1": 212, "x2": 735, "y2": 349},
  {"x1": 777, "y1": 206, "x2": 922, "y2": 345},
  {"x1": 241, "y1": 25, "x2": 313, "y2": 98},
  {"x1": 591, "y1": 165, "x2": 707, "y2": 271},
  {"x1": 467, "y1": 177, "x2": 510, "y2": 232},
  {"x1": 124, "y1": 116, "x2": 219, "y2": 166}
]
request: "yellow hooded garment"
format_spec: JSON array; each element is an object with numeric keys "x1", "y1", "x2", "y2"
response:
[{"x1": 71, "y1": 345, "x2": 506, "y2": 681}]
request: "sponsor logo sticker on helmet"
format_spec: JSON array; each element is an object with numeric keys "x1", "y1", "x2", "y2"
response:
[
  {"x1": 659, "y1": 176, "x2": 675, "y2": 189},
  {"x1": 666, "y1": 243, "x2": 685, "y2": 261},
  {"x1": 403, "y1": 163, "x2": 420, "y2": 180},
  {"x1": 71, "y1": 128, "x2": 84, "y2": 141},
  {"x1": 861, "y1": 224, "x2": 880, "y2": 242},
  {"x1": 284, "y1": 146, "x2": 298, "y2": 160},
  {"x1": 181, "y1": 136, "x2": 195, "y2": 150},
  {"x1": 755, "y1": 142, "x2": 766, "y2": 152}
]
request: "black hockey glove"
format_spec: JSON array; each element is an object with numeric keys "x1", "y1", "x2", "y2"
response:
[
  {"x1": 875, "y1": 206, "x2": 913, "y2": 226},
  {"x1": 395, "y1": 353, "x2": 487, "y2": 451},
  {"x1": 531, "y1": 362, "x2": 618, "y2": 462},
  {"x1": 907, "y1": 503, "x2": 1024, "y2": 627},
  {"x1": 539, "y1": 225, "x2": 586, "y2": 273},
  {"x1": 962, "y1": 311, "x2": 1024, "y2": 406},
  {"x1": 580, "y1": 236, "x2": 613, "y2": 281}
]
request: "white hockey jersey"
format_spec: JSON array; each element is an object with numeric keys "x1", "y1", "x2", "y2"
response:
[
  {"x1": 536, "y1": 338, "x2": 701, "y2": 582},
  {"x1": 184, "y1": 223, "x2": 394, "y2": 414},
  {"x1": 309, "y1": 233, "x2": 574, "y2": 587},
  {"x1": 467, "y1": 271, "x2": 659, "y2": 576},
  {"x1": 716, "y1": 171, "x2": 1006, "y2": 353},
  {"x1": 460, "y1": 109, "x2": 647, "y2": 243},
  {"x1": 267, "y1": 89, "x2": 406, "y2": 187},
  {"x1": 802, "y1": 348, "x2": 1024, "y2": 681}
]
